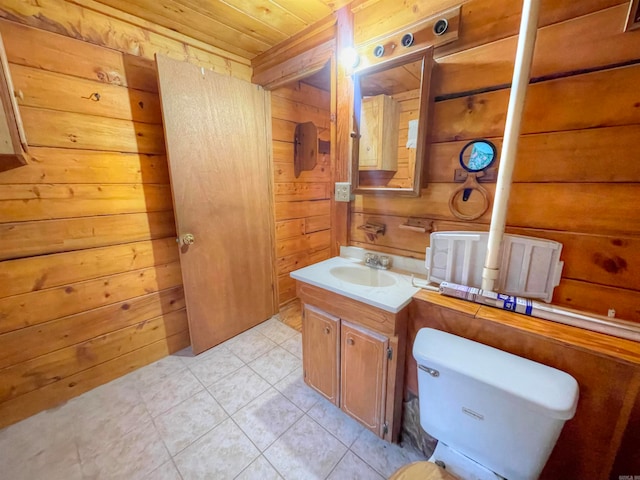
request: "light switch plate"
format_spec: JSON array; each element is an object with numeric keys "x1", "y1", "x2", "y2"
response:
[{"x1": 335, "y1": 182, "x2": 351, "y2": 202}]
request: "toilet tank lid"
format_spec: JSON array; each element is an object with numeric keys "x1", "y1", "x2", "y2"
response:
[{"x1": 413, "y1": 328, "x2": 579, "y2": 420}]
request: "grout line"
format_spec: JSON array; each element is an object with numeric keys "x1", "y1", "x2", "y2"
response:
[
  {"x1": 166, "y1": 414, "x2": 228, "y2": 458},
  {"x1": 232, "y1": 455, "x2": 258, "y2": 479},
  {"x1": 170, "y1": 456, "x2": 185, "y2": 480},
  {"x1": 258, "y1": 416, "x2": 309, "y2": 478},
  {"x1": 228, "y1": 415, "x2": 265, "y2": 459},
  {"x1": 343, "y1": 429, "x2": 390, "y2": 478},
  {"x1": 145, "y1": 363, "x2": 230, "y2": 459},
  {"x1": 136, "y1": 386, "x2": 176, "y2": 478},
  {"x1": 324, "y1": 448, "x2": 349, "y2": 480}
]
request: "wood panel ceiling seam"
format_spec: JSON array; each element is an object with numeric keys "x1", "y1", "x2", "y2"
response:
[
  {"x1": 68, "y1": 0, "x2": 253, "y2": 65},
  {"x1": 91, "y1": 0, "x2": 269, "y2": 59},
  {"x1": 215, "y1": 0, "x2": 309, "y2": 36},
  {"x1": 252, "y1": 13, "x2": 336, "y2": 69},
  {"x1": 85, "y1": 0, "x2": 344, "y2": 59}
]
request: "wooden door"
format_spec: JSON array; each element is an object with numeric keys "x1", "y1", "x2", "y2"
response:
[
  {"x1": 156, "y1": 55, "x2": 277, "y2": 354},
  {"x1": 341, "y1": 320, "x2": 388, "y2": 435},
  {"x1": 302, "y1": 305, "x2": 340, "y2": 405}
]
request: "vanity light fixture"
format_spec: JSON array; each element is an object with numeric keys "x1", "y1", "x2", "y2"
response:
[
  {"x1": 340, "y1": 47, "x2": 360, "y2": 69},
  {"x1": 433, "y1": 18, "x2": 449, "y2": 36},
  {"x1": 401, "y1": 33, "x2": 415, "y2": 47}
]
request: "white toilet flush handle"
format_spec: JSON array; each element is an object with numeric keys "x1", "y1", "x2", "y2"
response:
[{"x1": 419, "y1": 364, "x2": 440, "y2": 377}]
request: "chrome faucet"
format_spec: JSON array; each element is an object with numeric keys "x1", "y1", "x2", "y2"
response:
[{"x1": 364, "y1": 253, "x2": 392, "y2": 270}]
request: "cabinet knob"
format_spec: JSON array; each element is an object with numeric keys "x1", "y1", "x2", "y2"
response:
[
  {"x1": 324, "y1": 326, "x2": 330, "y2": 335},
  {"x1": 347, "y1": 338, "x2": 355, "y2": 346}
]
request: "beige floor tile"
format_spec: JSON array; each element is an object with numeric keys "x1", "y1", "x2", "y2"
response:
[
  {"x1": 154, "y1": 390, "x2": 228, "y2": 455},
  {"x1": 248, "y1": 346, "x2": 300, "y2": 385},
  {"x1": 141, "y1": 368, "x2": 203, "y2": 417},
  {"x1": 327, "y1": 451, "x2": 385, "y2": 480},
  {"x1": 0, "y1": 404, "x2": 77, "y2": 467},
  {"x1": 208, "y1": 365, "x2": 270, "y2": 415},
  {"x1": 187, "y1": 346, "x2": 245, "y2": 386},
  {"x1": 132, "y1": 355, "x2": 186, "y2": 391},
  {"x1": 256, "y1": 318, "x2": 298, "y2": 344},
  {"x1": 174, "y1": 343, "x2": 228, "y2": 367},
  {"x1": 273, "y1": 367, "x2": 322, "y2": 412},
  {"x1": 2, "y1": 424, "x2": 82, "y2": 480},
  {"x1": 232, "y1": 387, "x2": 303, "y2": 451},
  {"x1": 308, "y1": 396, "x2": 365, "y2": 446},
  {"x1": 235, "y1": 455, "x2": 283, "y2": 480},
  {"x1": 264, "y1": 415, "x2": 347, "y2": 480},
  {"x1": 279, "y1": 332, "x2": 302, "y2": 358},
  {"x1": 77, "y1": 401, "x2": 152, "y2": 456},
  {"x1": 71, "y1": 375, "x2": 150, "y2": 453},
  {"x1": 174, "y1": 418, "x2": 259, "y2": 480},
  {"x1": 225, "y1": 329, "x2": 277, "y2": 363},
  {"x1": 350, "y1": 428, "x2": 426, "y2": 478},
  {"x1": 79, "y1": 420, "x2": 170, "y2": 479}
]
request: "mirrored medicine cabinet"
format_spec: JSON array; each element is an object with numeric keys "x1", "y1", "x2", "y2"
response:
[{"x1": 351, "y1": 48, "x2": 434, "y2": 196}]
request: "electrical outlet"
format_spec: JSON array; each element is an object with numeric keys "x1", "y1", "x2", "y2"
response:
[{"x1": 335, "y1": 182, "x2": 351, "y2": 202}]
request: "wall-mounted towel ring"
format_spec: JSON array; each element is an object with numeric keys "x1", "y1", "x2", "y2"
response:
[
  {"x1": 449, "y1": 139, "x2": 495, "y2": 221},
  {"x1": 448, "y1": 174, "x2": 490, "y2": 221}
]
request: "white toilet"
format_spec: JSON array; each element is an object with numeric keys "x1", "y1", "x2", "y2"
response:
[{"x1": 394, "y1": 328, "x2": 579, "y2": 480}]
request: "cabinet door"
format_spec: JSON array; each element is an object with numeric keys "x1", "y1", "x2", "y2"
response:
[
  {"x1": 358, "y1": 94, "x2": 399, "y2": 171},
  {"x1": 358, "y1": 97, "x2": 381, "y2": 168},
  {"x1": 341, "y1": 320, "x2": 388, "y2": 435},
  {"x1": 302, "y1": 305, "x2": 340, "y2": 405}
]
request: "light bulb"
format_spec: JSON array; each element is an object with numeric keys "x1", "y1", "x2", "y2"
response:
[{"x1": 340, "y1": 47, "x2": 359, "y2": 69}]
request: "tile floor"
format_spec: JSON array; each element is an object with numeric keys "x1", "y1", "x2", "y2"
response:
[{"x1": 0, "y1": 317, "x2": 425, "y2": 480}]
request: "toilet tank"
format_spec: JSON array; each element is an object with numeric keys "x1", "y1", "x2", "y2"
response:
[{"x1": 413, "y1": 329, "x2": 578, "y2": 480}]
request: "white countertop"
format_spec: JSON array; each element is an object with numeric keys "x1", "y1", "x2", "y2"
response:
[{"x1": 290, "y1": 255, "x2": 422, "y2": 313}]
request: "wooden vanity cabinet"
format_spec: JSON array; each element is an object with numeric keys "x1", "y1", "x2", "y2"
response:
[
  {"x1": 297, "y1": 281, "x2": 408, "y2": 442},
  {"x1": 302, "y1": 305, "x2": 340, "y2": 405},
  {"x1": 340, "y1": 321, "x2": 388, "y2": 434}
]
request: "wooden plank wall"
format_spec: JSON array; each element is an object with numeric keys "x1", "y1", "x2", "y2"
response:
[
  {"x1": 351, "y1": 0, "x2": 640, "y2": 322},
  {"x1": 0, "y1": 0, "x2": 249, "y2": 428},
  {"x1": 272, "y1": 82, "x2": 333, "y2": 305}
]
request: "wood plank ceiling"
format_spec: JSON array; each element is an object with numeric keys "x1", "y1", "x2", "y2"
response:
[{"x1": 94, "y1": 0, "x2": 352, "y2": 60}]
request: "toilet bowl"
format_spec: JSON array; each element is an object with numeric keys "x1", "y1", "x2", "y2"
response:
[{"x1": 390, "y1": 328, "x2": 579, "y2": 480}]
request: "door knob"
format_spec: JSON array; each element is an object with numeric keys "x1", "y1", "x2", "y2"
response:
[
  {"x1": 347, "y1": 338, "x2": 354, "y2": 346},
  {"x1": 180, "y1": 233, "x2": 195, "y2": 245},
  {"x1": 324, "y1": 326, "x2": 331, "y2": 334}
]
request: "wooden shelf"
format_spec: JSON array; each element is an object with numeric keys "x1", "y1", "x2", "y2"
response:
[{"x1": 413, "y1": 290, "x2": 640, "y2": 366}]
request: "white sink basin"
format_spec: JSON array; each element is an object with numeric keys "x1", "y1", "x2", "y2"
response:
[
  {"x1": 290, "y1": 253, "x2": 424, "y2": 313},
  {"x1": 329, "y1": 265, "x2": 396, "y2": 287}
]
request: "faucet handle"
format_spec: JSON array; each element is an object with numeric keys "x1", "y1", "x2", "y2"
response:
[
  {"x1": 365, "y1": 253, "x2": 377, "y2": 262},
  {"x1": 379, "y1": 255, "x2": 391, "y2": 268}
]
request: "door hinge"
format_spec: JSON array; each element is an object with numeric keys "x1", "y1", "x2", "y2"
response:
[
  {"x1": 382, "y1": 422, "x2": 389, "y2": 436},
  {"x1": 330, "y1": 113, "x2": 336, "y2": 123},
  {"x1": 387, "y1": 347, "x2": 393, "y2": 360}
]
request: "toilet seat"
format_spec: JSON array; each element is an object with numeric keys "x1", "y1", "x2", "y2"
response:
[{"x1": 389, "y1": 461, "x2": 458, "y2": 480}]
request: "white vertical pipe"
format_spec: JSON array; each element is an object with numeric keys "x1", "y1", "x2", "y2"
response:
[{"x1": 482, "y1": 0, "x2": 541, "y2": 291}]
